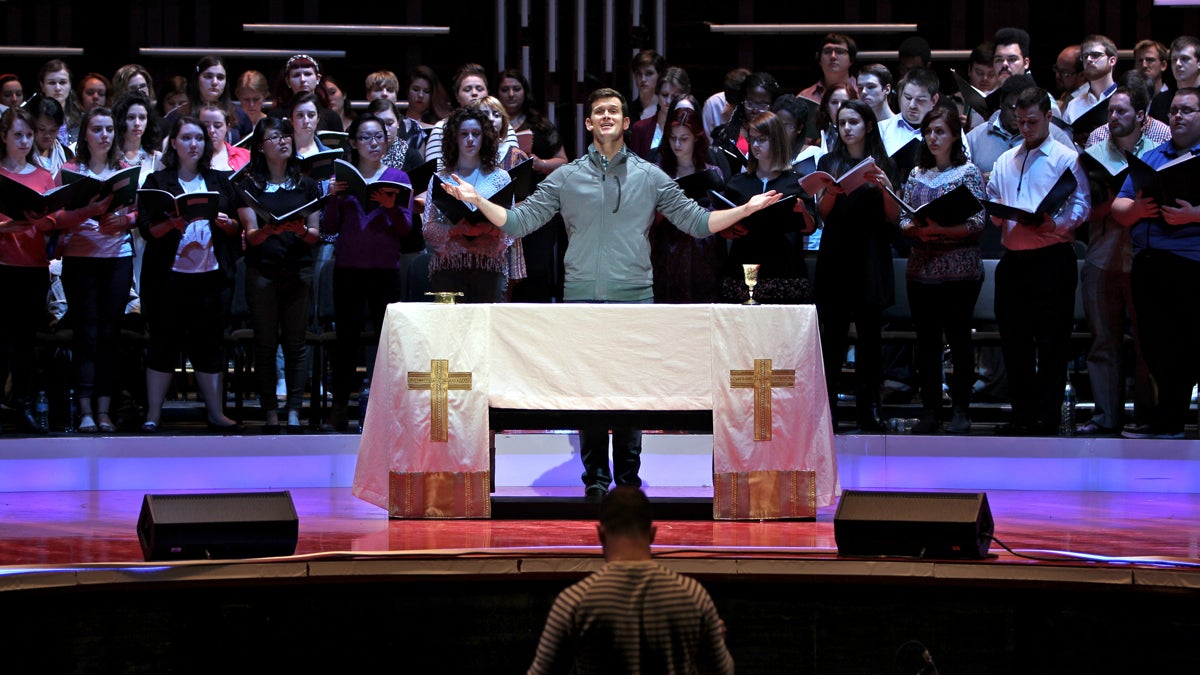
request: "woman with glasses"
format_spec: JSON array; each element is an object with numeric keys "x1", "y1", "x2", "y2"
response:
[
  {"x1": 813, "y1": 99, "x2": 899, "y2": 432},
  {"x1": 366, "y1": 98, "x2": 425, "y2": 173},
  {"x1": 237, "y1": 117, "x2": 321, "y2": 433},
  {"x1": 712, "y1": 72, "x2": 781, "y2": 176},
  {"x1": 111, "y1": 64, "x2": 156, "y2": 112},
  {"x1": 136, "y1": 116, "x2": 243, "y2": 433},
  {"x1": 423, "y1": 106, "x2": 514, "y2": 303},
  {"x1": 898, "y1": 106, "x2": 986, "y2": 434},
  {"x1": 718, "y1": 111, "x2": 815, "y2": 304},
  {"x1": 321, "y1": 113, "x2": 412, "y2": 431}
]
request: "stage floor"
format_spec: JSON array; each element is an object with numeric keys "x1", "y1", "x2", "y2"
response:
[{"x1": 2, "y1": 487, "x2": 1198, "y2": 587}]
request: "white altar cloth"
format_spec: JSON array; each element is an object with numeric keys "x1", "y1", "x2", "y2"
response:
[{"x1": 352, "y1": 303, "x2": 839, "y2": 518}]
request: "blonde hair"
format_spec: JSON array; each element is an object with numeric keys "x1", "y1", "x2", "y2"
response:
[
  {"x1": 471, "y1": 96, "x2": 510, "y2": 138},
  {"x1": 236, "y1": 70, "x2": 270, "y2": 98},
  {"x1": 365, "y1": 70, "x2": 399, "y2": 94}
]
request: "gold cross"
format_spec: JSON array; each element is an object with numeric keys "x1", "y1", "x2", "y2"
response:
[
  {"x1": 407, "y1": 359, "x2": 473, "y2": 442},
  {"x1": 730, "y1": 358, "x2": 795, "y2": 441}
]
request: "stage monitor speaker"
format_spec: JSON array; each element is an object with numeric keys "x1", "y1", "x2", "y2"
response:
[
  {"x1": 137, "y1": 491, "x2": 299, "y2": 561},
  {"x1": 833, "y1": 490, "x2": 994, "y2": 559}
]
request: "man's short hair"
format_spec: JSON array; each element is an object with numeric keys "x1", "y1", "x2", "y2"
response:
[
  {"x1": 818, "y1": 33, "x2": 857, "y2": 61},
  {"x1": 600, "y1": 487, "x2": 653, "y2": 538},
  {"x1": 858, "y1": 63, "x2": 894, "y2": 89},
  {"x1": 994, "y1": 27, "x2": 1031, "y2": 58},
  {"x1": 899, "y1": 67, "x2": 940, "y2": 98},
  {"x1": 632, "y1": 49, "x2": 667, "y2": 75},
  {"x1": 1016, "y1": 86, "x2": 1051, "y2": 113},
  {"x1": 999, "y1": 73, "x2": 1036, "y2": 98},
  {"x1": 588, "y1": 87, "x2": 629, "y2": 119},
  {"x1": 1116, "y1": 70, "x2": 1152, "y2": 112},
  {"x1": 365, "y1": 70, "x2": 399, "y2": 92},
  {"x1": 1135, "y1": 39, "x2": 1170, "y2": 63},
  {"x1": 898, "y1": 36, "x2": 932, "y2": 64},
  {"x1": 1082, "y1": 35, "x2": 1118, "y2": 59},
  {"x1": 970, "y1": 42, "x2": 995, "y2": 67},
  {"x1": 1171, "y1": 36, "x2": 1200, "y2": 57},
  {"x1": 1176, "y1": 86, "x2": 1200, "y2": 103}
]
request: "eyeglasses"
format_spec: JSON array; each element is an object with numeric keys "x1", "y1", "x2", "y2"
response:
[
  {"x1": 821, "y1": 46, "x2": 849, "y2": 57},
  {"x1": 1168, "y1": 107, "x2": 1199, "y2": 118},
  {"x1": 1052, "y1": 67, "x2": 1079, "y2": 77},
  {"x1": 743, "y1": 100, "x2": 770, "y2": 112},
  {"x1": 1082, "y1": 50, "x2": 1111, "y2": 62},
  {"x1": 356, "y1": 133, "x2": 387, "y2": 143},
  {"x1": 263, "y1": 134, "x2": 291, "y2": 144},
  {"x1": 747, "y1": 135, "x2": 769, "y2": 146}
]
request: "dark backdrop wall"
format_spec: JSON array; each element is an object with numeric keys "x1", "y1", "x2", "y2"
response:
[{"x1": 3, "y1": 0, "x2": 1197, "y2": 153}]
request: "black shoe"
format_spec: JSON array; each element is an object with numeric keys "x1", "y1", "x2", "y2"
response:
[
  {"x1": 994, "y1": 422, "x2": 1032, "y2": 436},
  {"x1": 1121, "y1": 424, "x2": 1185, "y2": 440},
  {"x1": 945, "y1": 409, "x2": 971, "y2": 434},
  {"x1": 584, "y1": 486, "x2": 608, "y2": 503},
  {"x1": 911, "y1": 414, "x2": 941, "y2": 434},
  {"x1": 855, "y1": 415, "x2": 886, "y2": 432}
]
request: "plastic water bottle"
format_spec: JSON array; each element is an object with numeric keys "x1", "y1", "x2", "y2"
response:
[
  {"x1": 357, "y1": 379, "x2": 370, "y2": 434},
  {"x1": 1060, "y1": 368, "x2": 1077, "y2": 436},
  {"x1": 64, "y1": 389, "x2": 78, "y2": 433},
  {"x1": 34, "y1": 390, "x2": 50, "y2": 433}
]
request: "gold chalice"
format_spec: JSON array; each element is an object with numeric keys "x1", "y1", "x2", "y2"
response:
[
  {"x1": 742, "y1": 264, "x2": 761, "y2": 305},
  {"x1": 426, "y1": 292, "x2": 465, "y2": 304}
]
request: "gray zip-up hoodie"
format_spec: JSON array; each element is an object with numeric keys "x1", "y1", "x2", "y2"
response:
[{"x1": 501, "y1": 144, "x2": 712, "y2": 302}]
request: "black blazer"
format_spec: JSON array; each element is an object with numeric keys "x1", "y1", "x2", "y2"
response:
[{"x1": 136, "y1": 168, "x2": 243, "y2": 316}]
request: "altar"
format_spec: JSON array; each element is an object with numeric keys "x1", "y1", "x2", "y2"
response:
[{"x1": 351, "y1": 303, "x2": 839, "y2": 519}]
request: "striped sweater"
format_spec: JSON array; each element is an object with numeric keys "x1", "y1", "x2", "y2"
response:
[{"x1": 527, "y1": 561, "x2": 734, "y2": 675}]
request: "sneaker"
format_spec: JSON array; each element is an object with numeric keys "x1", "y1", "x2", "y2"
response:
[
  {"x1": 584, "y1": 486, "x2": 608, "y2": 503},
  {"x1": 1121, "y1": 424, "x2": 1185, "y2": 440}
]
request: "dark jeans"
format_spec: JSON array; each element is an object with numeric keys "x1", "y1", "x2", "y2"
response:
[
  {"x1": 580, "y1": 427, "x2": 643, "y2": 490},
  {"x1": 1132, "y1": 249, "x2": 1200, "y2": 433},
  {"x1": 62, "y1": 256, "x2": 134, "y2": 401},
  {"x1": 0, "y1": 264, "x2": 50, "y2": 402},
  {"x1": 332, "y1": 266, "x2": 400, "y2": 405},
  {"x1": 146, "y1": 270, "x2": 228, "y2": 374},
  {"x1": 994, "y1": 243, "x2": 1077, "y2": 427},
  {"x1": 246, "y1": 265, "x2": 312, "y2": 412},
  {"x1": 908, "y1": 277, "x2": 983, "y2": 413},
  {"x1": 818, "y1": 300, "x2": 885, "y2": 412},
  {"x1": 572, "y1": 297, "x2": 648, "y2": 490}
]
